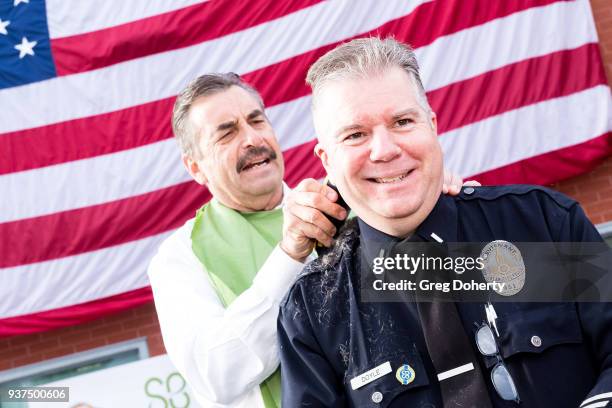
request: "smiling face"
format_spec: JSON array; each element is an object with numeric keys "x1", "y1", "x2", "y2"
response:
[
  {"x1": 314, "y1": 66, "x2": 443, "y2": 237},
  {"x1": 184, "y1": 85, "x2": 285, "y2": 211}
]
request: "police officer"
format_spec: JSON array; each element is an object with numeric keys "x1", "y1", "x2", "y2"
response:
[{"x1": 277, "y1": 37, "x2": 612, "y2": 407}]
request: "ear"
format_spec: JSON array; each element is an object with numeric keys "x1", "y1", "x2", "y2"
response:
[
  {"x1": 430, "y1": 111, "x2": 438, "y2": 134},
  {"x1": 314, "y1": 142, "x2": 333, "y2": 174},
  {"x1": 315, "y1": 142, "x2": 337, "y2": 184},
  {"x1": 182, "y1": 154, "x2": 208, "y2": 186}
]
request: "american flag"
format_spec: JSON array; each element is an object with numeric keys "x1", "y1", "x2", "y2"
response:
[{"x1": 0, "y1": 0, "x2": 610, "y2": 337}]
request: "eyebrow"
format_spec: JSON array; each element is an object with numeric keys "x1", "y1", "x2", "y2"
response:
[
  {"x1": 391, "y1": 108, "x2": 421, "y2": 120},
  {"x1": 215, "y1": 109, "x2": 265, "y2": 133},
  {"x1": 247, "y1": 109, "x2": 265, "y2": 121},
  {"x1": 335, "y1": 124, "x2": 363, "y2": 139},
  {"x1": 215, "y1": 119, "x2": 238, "y2": 134},
  {"x1": 333, "y1": 108, "x2": 423, "y2": 138}
]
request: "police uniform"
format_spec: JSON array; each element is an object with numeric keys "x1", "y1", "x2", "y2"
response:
[{"x1": 278, "y1": 185, "x2": 612, "y2": 407}]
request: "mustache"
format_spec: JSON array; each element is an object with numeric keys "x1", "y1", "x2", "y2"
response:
[{"x1": 236, "y1": 146, "x2": 277, "y2": 173}]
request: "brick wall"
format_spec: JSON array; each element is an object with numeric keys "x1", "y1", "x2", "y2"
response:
[
  {"x1": 554, "y1": 157, "x2": 612, "y2": 224},
  {"x1": 0, "y1": 303, "x2": 164, "y2": 372},
  {"x1": 1, "y1": 0, "x2": 611, "y2": 376}
]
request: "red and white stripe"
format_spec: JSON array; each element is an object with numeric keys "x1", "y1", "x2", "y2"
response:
[{"x1": 1, "y1": 0, "x2": 610, "y2": 336}]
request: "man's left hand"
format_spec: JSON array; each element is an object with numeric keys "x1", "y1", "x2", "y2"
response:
[{"x1": 443, "y1": 169, "x2": 481, "y2": 195}]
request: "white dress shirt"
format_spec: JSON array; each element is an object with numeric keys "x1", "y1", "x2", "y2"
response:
[{"x1": 148, "y1": 190, "x2": 305, "y2": 407}]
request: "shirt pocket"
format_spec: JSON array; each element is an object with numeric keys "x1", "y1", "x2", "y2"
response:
[
  {"x1": 344, "y1": 343, "x2": 431, "y2": 408},
  {"x1": 495, "y1": 303, "x2": 582, "y2": 360}
]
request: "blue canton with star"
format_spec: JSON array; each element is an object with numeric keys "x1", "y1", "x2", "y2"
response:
[{"x1": 0, "y1": 0, "x2": 56, "y2": 90}]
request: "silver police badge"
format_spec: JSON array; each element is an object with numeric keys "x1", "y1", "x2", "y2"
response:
[{"x1": 480, "y1": 240, "x2": 525, "y2": 296}]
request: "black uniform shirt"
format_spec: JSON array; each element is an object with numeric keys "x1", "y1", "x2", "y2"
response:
[{"x1": 278, "y1": 185, "x2": 612, "y2": 407}]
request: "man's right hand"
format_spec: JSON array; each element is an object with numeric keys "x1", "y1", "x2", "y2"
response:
[{"x1": 280, "y1": 178, "x2": 348, "y2": 262}]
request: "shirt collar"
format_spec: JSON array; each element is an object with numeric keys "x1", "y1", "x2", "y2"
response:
[
  {"x1": 414, "y1": 193, "x2": 458, "y2": 243},
  {"x1": 358, "y1": 194, "x2": 458, "y2": 268},
  {"x1": 358, "y1": 193, "x2": 458, "y2": 245}
]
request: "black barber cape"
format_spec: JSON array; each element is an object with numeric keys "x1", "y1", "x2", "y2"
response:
[{"x1": 278, "y1": 185, "x2": 612, "y2": 407}]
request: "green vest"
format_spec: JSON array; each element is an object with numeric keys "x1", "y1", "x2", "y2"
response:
[{"x1": 191, "y1": 198, "x2": 282, "y2": 408}]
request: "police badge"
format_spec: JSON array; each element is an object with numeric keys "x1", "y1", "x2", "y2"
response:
[{"x1": 480, "y1": 240, "x2": 526, "y2": 296}]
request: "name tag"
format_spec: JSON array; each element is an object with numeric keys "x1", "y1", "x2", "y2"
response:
[{"x1": 350, "y1": 361, "x2": 392, "y2": 390}]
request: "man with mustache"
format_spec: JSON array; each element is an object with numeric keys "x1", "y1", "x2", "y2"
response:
[
  {"x1": 147, "y1": 72, "x2": 472, "y2": 408},
  {"x1": 278, "y1": 38, "x2": 612, "y2": 407}
]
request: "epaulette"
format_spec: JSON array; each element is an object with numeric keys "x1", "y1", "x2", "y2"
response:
[{"x1": 456, "y1": 184, "x2": 577, "y2": 211}]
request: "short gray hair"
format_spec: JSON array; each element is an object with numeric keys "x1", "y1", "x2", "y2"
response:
[
  {"x1": 306, "y1": 37, "x2": 431, "y2": 115},
  {"x1": 172, "y1": 73, "x2": 264, "y2": 158}
]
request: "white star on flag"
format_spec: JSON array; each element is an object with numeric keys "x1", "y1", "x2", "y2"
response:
[
  {"x1": 13, "y1": 0, "x2": 29, "y2": 6},
  {"x1": 14, "y1": 36, "x2": 37, "y2": 59},
  {"x1": 0, "y1": 19, "x2": 9, "y2": 35}
]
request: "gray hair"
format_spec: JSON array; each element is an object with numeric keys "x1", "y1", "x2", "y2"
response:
[
  {"x1": 172, "y1": 73, "x2": 264, "y2": 158},
  {"x1": 306, "y1": 37, "x2": 431, "y2": 116}
]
